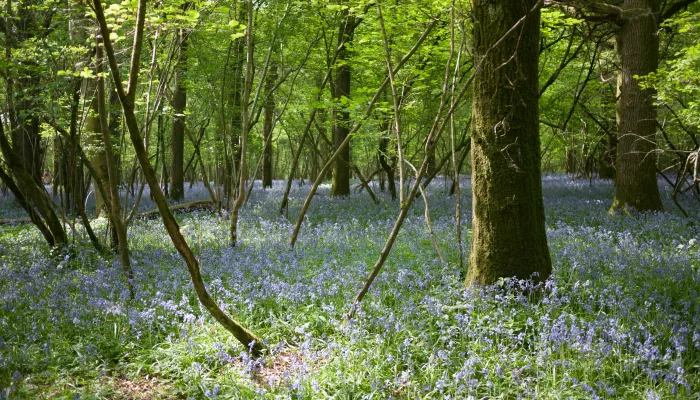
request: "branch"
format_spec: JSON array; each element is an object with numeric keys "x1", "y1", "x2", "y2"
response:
[
  {"x1": 93, "y1": 0, "x2": 127, "y2": 103},
  {"x1": 660, "y1": 0, "x2": 698, "y2": 22},
  {"x1": 548, "y1": 1, "x2": 624, "y2": 24},
  {"x1": 126, "y1": 0, "x2": 147, "y2": 103},
  {"x1": 539, "y1": 26, "x2": 586, "y2": 96}
]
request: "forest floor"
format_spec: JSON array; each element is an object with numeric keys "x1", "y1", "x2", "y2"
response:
[{"x1": 1, "y1": 176, "x2": 699, "y2": 399}]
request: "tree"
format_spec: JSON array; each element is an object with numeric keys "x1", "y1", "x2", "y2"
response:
[
  {"x1": 558, "y1": 0, "x2": 699, "y2": 211},
  {"x1": 86, "y1": 89, "x2": 111, "y2": 216},
  {"x1": 262, "y1": 60, "x2": 277, "y2": 189},
  {"x1": 170, "y1": 7, "x2": 189, "y2": 202},
  {"x1": 93, "y1": 0, "x2": 263, "y2": 355},
  {"x1": 466, "y1": 0, "x2": 552, "y2": 285},
  {"x1": 331, "y1": 8, "x2": 357, "y2": 197},
  {"x1": 2, "y1": 0, "x2": 51, "y2": 182},
  {"x1": 96, "y1": 34, "x2": 134, "y2": 297},
  {"x1": 610, "y1": 0, "x2": 664, "y2": 212}
]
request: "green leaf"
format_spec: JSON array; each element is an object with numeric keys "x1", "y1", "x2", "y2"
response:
[
  {"x1": 79, "y1": 67, "x2": 94, "y2": 79},
  {"x1": 187, "y1": 10, "x2": 200, "y2": 20}
]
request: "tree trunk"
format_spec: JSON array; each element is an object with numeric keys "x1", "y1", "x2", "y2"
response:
[
  {"x1": 170, "y1": 23, "x2": 188, "y2": 201},
  {"x1": 610, "y1": 0, "x2": 663, "y2": 212},
  {"x1": 96, "y1": 34, "x2": 134, "y2": 297},
  {"x1": 331, "y1": 11, "x2": 355, "y2": 197},
  {"x1": 108, "y1": 90, "x2": 122, "y2": 187},
  {"x1": 0, "y1": 122, "x2": 67, "y2": 246},
  {"x1": 425, "y1": 145, "x2": 436, "y2": 181},
  {"x1": 9, "y1": 76, "x2": 43, "y2": 183},
  {"x1": 565, "y1": 147, "x2": 577, "y2": 175},
  {"x1": 0, "y1": 165, "x2": 55, "y2": 245},
  {"x1": 4, "y1": 1, "x2": 43, "y2": 184},
  {"x1": 225, "y1": 1, "x2": 247, "y2": 202},
  {"x1": 466, "y1": 0, "x2": 551, "y2": 286},
  {"x1": 262, "y1": 61, "x2": 277, "y2": 188},
  {"x1": 599, "y1": 133, "x2": 617, "y2": 179},
  {"x1": 87, "y1": 95, "x2": 110, "y2": 216},
  {"x1": 378, "y1": 134, "x2": 396, "y2": 200},
  {"x1": 160, "y1": 112, "x2": 169, "y2": 198},
  {"x1": 230, "y1": 0, "x2": 254, "y2": 247}
]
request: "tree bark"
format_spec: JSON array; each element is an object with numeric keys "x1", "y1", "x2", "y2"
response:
[
  {"x1": 170, "y1": 20, "x2": 188, "y2": 201},
  {"x1": 331, "y1": 10, "x2": 356, "y2": 197},
  {"x1": 0, "y1": 165, "x2": 55, "y2": 245},
  {"x1": 225, "y1": 1, "x2": 247, "y2": 202},
  {"x1": 599, "y1": 131, "x2": 617, "y2": 179},
  {"x1": 378, "y1": 135, "x2": 396, "y2": 200},
  {"x1": 466, "y1": 0, "x2": 551, "y2": 286},
  {"x1": 230, "y1": 1, "x2": 254, "y2": 248},
  {"x1": 87, "y1": 95, "x2": 111, "y2": 216},
  {"x1": 610, "y1": 0, "x2": 663, "y2": 212},
  {"x1": 262, "y1": 61, "x2": 277, "y2": 188}
]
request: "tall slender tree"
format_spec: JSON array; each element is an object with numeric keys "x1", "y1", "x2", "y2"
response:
[
  {"x1": 96, "y1": 34, "x2": 133, "y2": 298},
  {"x1": 170, "y1": 4, "x2": 190, "y2": 201},
  {"x1": 331, "y1": 9, "x2": 357, "y2": 197},
  {"x1": 262, "y1": 60, "x2": 277, "y2": 189}
]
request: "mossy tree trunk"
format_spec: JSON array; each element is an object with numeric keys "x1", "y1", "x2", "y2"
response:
[
  {"x1": 610, "y1": 0, "x2": 663, "y2": 213},
  {"x1": 466, "y1": 0, "x2": 551, "y2": 286}
]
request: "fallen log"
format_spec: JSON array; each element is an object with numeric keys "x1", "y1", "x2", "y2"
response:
[
  {"x1": 0, "y1": 200, "x2": 218, "y2": 225},
  {"x1": 136, "y1": 200, "x2": 217, "y2": 219},
  {"x1": 0, "y1": 217, "x2": 32, "y2": 225}
]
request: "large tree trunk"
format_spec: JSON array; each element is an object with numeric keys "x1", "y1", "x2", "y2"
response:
[
  {"x1": 466, "y1": 0, "x2": 551, "y2": 286},
  {"x1": 262, "y1": 61, "x2": 277, "y2": 189},
  {"x1": 170, "y1": 22, "x2": 188, "y2": 201},
  {"x1": 331, "y1": 11, "x2": 355, "y2": 197},
  {"x1": 610, "y1": 0, "x2": 663, "y2": 212}
]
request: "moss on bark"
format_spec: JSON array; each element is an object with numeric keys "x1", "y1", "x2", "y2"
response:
[{"x1": 466, "y1": 0, "x2": 551, "y2": 286}]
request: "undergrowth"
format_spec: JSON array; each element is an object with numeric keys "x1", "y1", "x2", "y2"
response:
[{"x1": 0, "y1": 176, "x2": 698, "y2": 399}]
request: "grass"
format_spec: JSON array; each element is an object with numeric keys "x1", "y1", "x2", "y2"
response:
[{"x1": 0, "y1": 176, "x2": 699, "y2": 399}]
